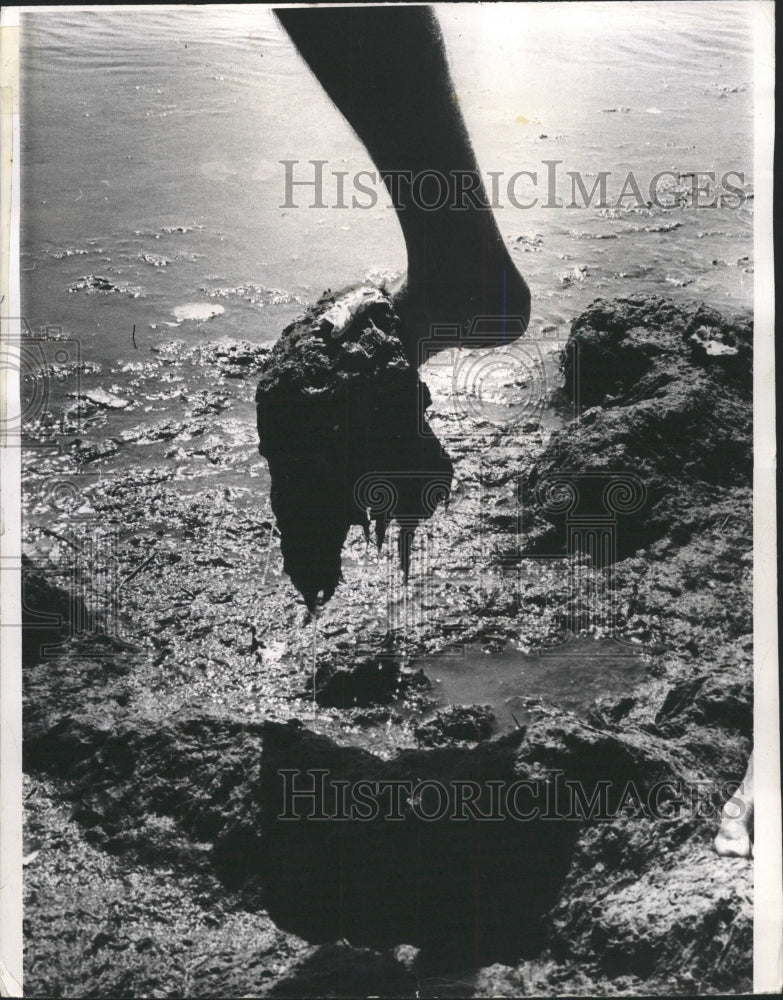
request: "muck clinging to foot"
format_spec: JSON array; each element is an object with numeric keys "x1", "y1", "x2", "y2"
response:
[{"x1": 256, "y1": 285, "x2": 453, "y2": 611}]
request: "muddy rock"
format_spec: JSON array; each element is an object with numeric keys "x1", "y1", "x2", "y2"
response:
[
  {"x1": 26, "y1": 700, "x2": 745, "y2": 979},
  {"x1": 253, "y1": 720, "x2": 578, "y2": 966},
  {"x1": 24, "y1": 713, "x2": 269, "y2": 881},
  {"x1": 256, "y1": 285, "x2": 453, "y2": 610},
  {"x1": 525, "y1": 295, "x2": 752, "y2": 557},
  {"x1": 549, "y1": 824, "x2": 751, "y2": 990},
  {"x1": 23, "y1": 773, "x2": 310, "y2": 1000},
  {"x1": 562, "y1": 296, "x2": 750, "y2": 409},
  {"x1": 655, "y1": 661, "x2": 751, "y2": 738}
]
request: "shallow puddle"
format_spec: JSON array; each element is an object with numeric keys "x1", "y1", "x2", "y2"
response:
[{"x1": 414, "y1": 635, "x2": 648, "y2": 732}]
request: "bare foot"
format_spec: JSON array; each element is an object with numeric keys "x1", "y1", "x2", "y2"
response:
[
  {"x1": 389, "y1": 234, "x2": 531, "y2": 365},
  {"x1": 714, "y1": 815, "x2": 753, "y2": 859},
  {"x1": 714, "y1": 755, "x2": 754, "y2": 859}
]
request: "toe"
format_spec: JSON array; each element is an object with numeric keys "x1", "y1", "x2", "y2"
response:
[{"x1": 714, "y1": 821, "x2": 752, "y2": 859}]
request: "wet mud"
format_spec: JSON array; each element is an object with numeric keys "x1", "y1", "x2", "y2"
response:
[{"x1": 22, "y1": 294, "x2": 752, "y2": 996}]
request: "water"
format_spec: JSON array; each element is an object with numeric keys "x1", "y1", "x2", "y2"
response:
[
  {"x1": 417, "y1": 636, "x2": 647, "y2": 732},
  {"x1": 21, "y1": 2, "x2": 754, "y2": 357}
]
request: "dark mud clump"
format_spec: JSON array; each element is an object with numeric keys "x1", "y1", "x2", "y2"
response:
[
  {"x1": 523, "y1": 294, "x2": 752, "y2": 560},
  {"x1": 256, "y1": 285, "x2": 453, "y2": 610},
  {"x1": 509, "y1": 294, "x2": 753, "y2": 990}
]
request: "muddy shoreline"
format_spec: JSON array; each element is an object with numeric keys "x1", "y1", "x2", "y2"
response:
[{"x1": 22, "y1": 294, "x2": 752, "y2": 996}]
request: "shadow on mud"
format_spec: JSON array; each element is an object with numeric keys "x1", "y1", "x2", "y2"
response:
[{"x1": 220, "y1": 721, "x2": 580, "y2": 970}]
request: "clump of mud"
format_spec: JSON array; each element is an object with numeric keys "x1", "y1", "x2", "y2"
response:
[
  {"x1": 523, "y1": 294, "x2": 752, "y2": 559},
  {"x1": 256, "y1": 286, "x2": 453, "y2": 610}
]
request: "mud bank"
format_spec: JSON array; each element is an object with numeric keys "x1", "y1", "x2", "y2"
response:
[{"x1": 23, "y1": 295, "x2": 752, "y2": 996}]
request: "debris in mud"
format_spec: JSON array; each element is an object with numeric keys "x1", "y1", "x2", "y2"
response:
[
  {"x1": 68, "y1": 274, "x2": 144, "y2": 297},
  {"x1": 414, "y1": 704, "x2": 496, "y2": 747},
  {"x1": 119, "y1": 420, "x2": 192, "y2": 444},
  {"x1": 256, "y1": 285, "x2": 453, "y2": 610},
  {"x1": 71, "y1": 437, "x2": 121, "y2": 464},
  {"x1": 199, "y1": 282, "x2": 301, "y2": 307},
  {"x1": 199, "y1": 340, "x2": 271, "y2": 377},
  {"x1": 139, "y1": 251, "x2": 170, "y2": 267},
  {"x1": 148, "y1": 337, "x2": 270, "y2": 378},
  {"x1": 159, "y1": 224, "x2": 204, "y2": 235},
  {"x1": 50, "y1": 245, "x2": 96, "y2": 258},
  {"x1": 511, "y1": 233, "x2": 544, "y2": 252},
  {"x1": 559, "y1": 264, "x2": 589, "y2": 286},
  {"x1": 180, "y1": 389, "x2": 231, "y2": 416},
  {"x1": 642, "y1": 220, "x2": 683, "y2": 233}
]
